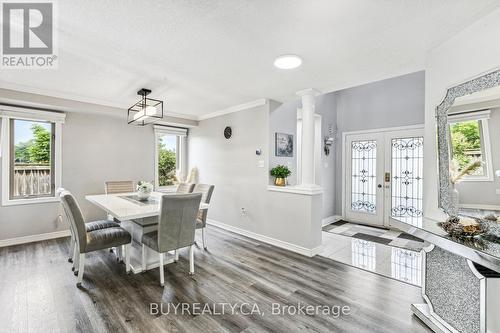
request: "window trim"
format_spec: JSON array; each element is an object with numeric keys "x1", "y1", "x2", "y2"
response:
[
  {"x1": 448, "y1": 110, "x2": 494, "y2": 182},
  {"x1": 0, "y1": 106, "x2": 65, "y2": 206},
  {"x1": 153, "y1": 125, "x2": 187, "y2": 190}
]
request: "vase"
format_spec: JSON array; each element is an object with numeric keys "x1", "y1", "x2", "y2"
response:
[
  {"x1": 137, "y1": 188, "x2": 152, "y2": 200},
  {"x1": 449, "y1": 185, "x2": 459, "y2": 216},
  {"x1": 274, "y1": 177, "x2": 286, "y2": 186}
]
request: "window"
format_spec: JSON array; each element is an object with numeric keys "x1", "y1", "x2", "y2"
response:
[
  {"x1": 154, "y1": 125, "x2": 187, "y2": 189},
  {"x1": 1, "y1": 107, "x2": 64, "y2": 206},
  {"x1": 10, "y1": 119, "x2": 55, "y2": 199},
  {"x1": 448, "y1": 110, "x2": 493, "y2": 181}
]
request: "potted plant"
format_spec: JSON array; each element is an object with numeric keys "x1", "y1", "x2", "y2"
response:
[
  {"x1": 270, "y1": 165, "x2": 291, "y2": 186},
  {"x1": 137, "y1": 181, "x2": 153, "y2": 200}
]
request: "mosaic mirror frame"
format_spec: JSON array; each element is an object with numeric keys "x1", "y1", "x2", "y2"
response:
[{"x1": 436, "y1": 69, "x2": 500, "y2": 213}]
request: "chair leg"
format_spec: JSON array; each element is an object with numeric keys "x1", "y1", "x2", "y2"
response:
[
  {"x1": 76, "y1": 253, "x2": 85, "y2": 287},
  {"x1": 72, "y1": 242, "x2": 78, "y2": 271},
  {"x1": 125, "y1": 244, "x2": 131, "y2": 274},
  {"x1": 202, "y1": 228, "x2": 207, "y2": 250},
  {"x1": 174, "y1": 250, "x2": 179, "y2": 262},
  {"x1": 189, "y1": 245, "x2": 194, "y2": 275},
  {"x1": 159, "y1": 252, "x2": 165, "y2": 286},
  {"x1": 142, "y1": 244, "x2": 147, "y2": 272},
  {"x1": 68, "y1": 236, "x2": 74, "y2": 262}
]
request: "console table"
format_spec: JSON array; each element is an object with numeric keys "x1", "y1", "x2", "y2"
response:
[{"x1": 393, "y1": 218, "x2": 500, "y2": 333}]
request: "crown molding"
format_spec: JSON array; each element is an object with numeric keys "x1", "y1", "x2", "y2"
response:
[{"x1": 198, "y1": 98, "x2": 268, "y2": 121}]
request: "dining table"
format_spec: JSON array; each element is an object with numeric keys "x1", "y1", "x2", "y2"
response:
[{"x1": 86, "y1": 191, "x2": 209, "y2": 274}]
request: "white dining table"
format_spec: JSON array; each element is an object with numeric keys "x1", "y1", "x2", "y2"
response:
[
  {"x1": 85, "y1": 191, "x2": 209, "y2": 221},
  {"x1": 85, "y1": 191, "x2": 210, "y2": 274}
]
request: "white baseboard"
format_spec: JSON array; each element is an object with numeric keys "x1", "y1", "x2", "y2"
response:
[
  {"x1": 0, "y1": 229, "x2": 71, "y2": 248},
  {"x1": 322, "y1": 215, "x2": 343, "y2": 227},
  {"x1": 207, "y1": 219, "x2": 320, "y2": 257}
]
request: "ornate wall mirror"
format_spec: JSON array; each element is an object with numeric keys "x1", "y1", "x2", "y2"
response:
[{"x1": 437, "y1": 69, "x2": 500, "y2": 217}]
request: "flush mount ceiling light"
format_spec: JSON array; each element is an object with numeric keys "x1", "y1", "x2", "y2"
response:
[
  {"x1": 273, "y1": 54, "x2": 302, "y2": 69},
  {"x1": 127, "y1": 88, "x2": 163, "y2": 126}
]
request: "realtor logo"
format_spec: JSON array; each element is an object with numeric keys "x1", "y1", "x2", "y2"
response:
[{"x1": 1, "y1": 1, "x2": 57, "y2": 68}]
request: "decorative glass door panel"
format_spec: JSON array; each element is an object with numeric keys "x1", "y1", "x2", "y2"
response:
[
  {"x1": 345, "y1": 133, "x2": 384, "y2": 226},
  {"x1": 390, "y1": 137, "x2": 424, "y2": 227},
  {"x1": 351, "y1": 140, "x2": 377, "y2": 213}
]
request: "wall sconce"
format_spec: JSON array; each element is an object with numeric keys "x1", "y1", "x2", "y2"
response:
[
  {"x1": 324, "y1": 137, "x2": 334, "y2": 156},
  {"x1": 324, "y1": 124, "x2": 337, "y2": 156}
]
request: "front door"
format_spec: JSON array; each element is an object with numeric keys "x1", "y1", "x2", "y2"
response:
[{"x1": 345, "y1": 128, "x2": 424, "y2": 227}]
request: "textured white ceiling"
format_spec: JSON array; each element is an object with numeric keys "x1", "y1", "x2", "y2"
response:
[{"x1": 1, "y1": 0, "x2": 499, "y2": 119}]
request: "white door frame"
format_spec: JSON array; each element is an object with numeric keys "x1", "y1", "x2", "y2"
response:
[{"x1": 341, "y1": 124, "x2": 425, "y2": 226}]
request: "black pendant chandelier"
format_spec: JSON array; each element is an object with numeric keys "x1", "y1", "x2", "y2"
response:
[{"x1": 127, "y1": 88, "x2": 163, "y2": 126}]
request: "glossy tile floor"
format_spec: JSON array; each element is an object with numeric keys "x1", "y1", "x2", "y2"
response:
[{"x1": 319, "y1": 223, "x2": 423, "y2": 286}]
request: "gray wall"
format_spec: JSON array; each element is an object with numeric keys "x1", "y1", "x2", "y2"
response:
[
  {"x1": 267, "y1": 72, "x2": 425, "y2": 217},
  {"x1": 333, "y1": 71, "x2": 425, "y2": 214},
  {"x1": 269, "y1": 100, "x2": 298, "y2": 185},
  {"x1": 457, "y1": 107, "x2": 500, "y2": 207},
  {"x1": 188, "y1": 102, "x2": 323, "y2": 250},
  {"x1": 0, "y1": 112, "x2": 154, "y2": 241},
  {"x1": 314, "y1": 93, "x2": 337, "y2": 219}
]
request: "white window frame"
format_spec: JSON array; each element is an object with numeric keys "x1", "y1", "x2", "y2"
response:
[
  {"x1": 448, "y1": 110, "x2": 493, "y2": 182},
  {"x1": 0, "y1": 106, "x2": 65, "y2": 206},
  {"x1": 153, "y1": 125, "x2": 187, "y2": 190}
]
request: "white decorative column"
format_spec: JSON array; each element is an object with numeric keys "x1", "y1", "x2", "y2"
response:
[{"x1": 296, "y1": 88, "x2": 320, "y2": 189}]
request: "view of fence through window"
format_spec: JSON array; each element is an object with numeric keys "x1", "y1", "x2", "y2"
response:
[
  {"x1": 11, "y1": 119, "x2": 53, "y2": 198},
  {"x1": 449, "y1": 119, "x2": 485, "y2": 175},
  {"x1": 157, "y1": 134, "x2": 177, "y2": 186}
]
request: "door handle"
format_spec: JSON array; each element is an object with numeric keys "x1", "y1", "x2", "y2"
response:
[{"x1": 377, "y1": 184, "x2": 382, "y2": 188}]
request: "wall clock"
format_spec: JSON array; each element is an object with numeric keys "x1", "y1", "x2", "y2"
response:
[{"x1": 224, "y1": 126, "x2": 232, "y2": 139}]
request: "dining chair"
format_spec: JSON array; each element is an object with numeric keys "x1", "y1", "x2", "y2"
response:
[
  {"x1": 60, "y1": 190, "x2": 132, "y2": 287},
  {"x1": 58, "y1": 188, "x2": 120, "y2": 264},
  {"x1": 105, "y1": 180, "x2": 135, "y2": 194},
  {"x1": 176, "y1": 182, "x2": 195, "y2": 194},
  {"x1": 192, "y1": 184, "x2": 215, "y2": 250},
  {"x1": 141, "y1": 193, "x2": 202, "y2": 286},
  {"x1": 104, "y1": 180, "x2": 136, "y2": 260}
]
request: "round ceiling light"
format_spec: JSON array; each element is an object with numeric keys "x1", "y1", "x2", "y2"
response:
[{"x1": 273, "y1": 55, "x2": 302, "y2": 69}]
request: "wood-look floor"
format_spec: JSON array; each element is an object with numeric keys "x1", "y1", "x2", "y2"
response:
[{"x1": 0, "y1": 226, "x2": 431, "y2": 333}]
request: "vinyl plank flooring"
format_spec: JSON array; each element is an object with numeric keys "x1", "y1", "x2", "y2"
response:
[{"x1": 0, "y1": 226, "x2": 431, "y2": 333}]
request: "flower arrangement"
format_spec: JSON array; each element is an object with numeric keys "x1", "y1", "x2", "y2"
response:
[
  {"x1": 449, "y1": 159, "x2": 483, "y2": 184},
  {"x1": 137, "y1": 181, "x2": 153, "y2": 200}
]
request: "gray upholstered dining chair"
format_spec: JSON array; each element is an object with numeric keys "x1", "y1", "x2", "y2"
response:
[
  {"x1": 192, "y1": 184, "x2": 215, "y2": 250},
  {"x1": 105, "y1": 180, "x2": 135, "y2": 194},
  {"x1": 60, "y1": 190, "x2": 132, "y2": 287},
  {"x1": 176, "y1": 182, "x2": 195, "y2": 194},
  {"x1": 58, "y1": 188, "x2": 120, "y2": 264},
  {"x1": 141, "y1": 193, "x2": 202, "y2": 286}
]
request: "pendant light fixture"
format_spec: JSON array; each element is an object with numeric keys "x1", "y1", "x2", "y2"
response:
[{"x1": 127, "y1": 88, "x2": 163, "y2": 126}]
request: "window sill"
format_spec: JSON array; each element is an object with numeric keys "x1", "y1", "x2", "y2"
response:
[
  {"x1": 458, "y1": 176, "x2": 494, "y2": 182},
  {"x1": 2, "y1": 196, "x2": 60, "y2": 207}
]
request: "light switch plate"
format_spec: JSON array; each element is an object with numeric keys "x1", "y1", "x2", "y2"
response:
[
  {"x1": 257, "y1": 160, "x2": 265, "y2": 168},
  {"x1": 496, "y1": 189, "x2": 500, "y2": 195}
]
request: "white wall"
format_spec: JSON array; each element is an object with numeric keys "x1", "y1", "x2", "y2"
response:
[
  {"x1": 423, "y1": 7, "x2": 500, "y2": 219},
  {"x1": 0, "y1": 111, "x2": 155, "y2": 241},
  {"x1": 188, "y1": 101, "x2": 323, "y2": 252}
]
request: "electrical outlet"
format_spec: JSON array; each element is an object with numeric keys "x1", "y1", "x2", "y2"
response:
[{"x1": 241, "y1": 208, "x2": 247, "y2": 217}]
